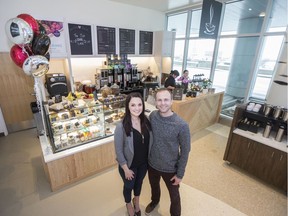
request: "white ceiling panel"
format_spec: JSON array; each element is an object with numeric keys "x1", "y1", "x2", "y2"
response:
[{"x1": 109, "y1": 0, "x2": 202, "y2": 12}]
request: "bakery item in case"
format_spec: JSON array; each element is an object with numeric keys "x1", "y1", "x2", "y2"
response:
[{"x1": 105, "y1": 127, "x2": 112, "y2": 134}]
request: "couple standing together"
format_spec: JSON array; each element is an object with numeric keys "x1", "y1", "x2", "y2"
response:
[{"x1": 114, "y1": 88, "x2": 191, "y2": 216}]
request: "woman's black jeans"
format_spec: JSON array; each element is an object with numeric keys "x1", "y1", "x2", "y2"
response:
[{"x1": 118, "y1": 163, "x2": 148, "y2": 203}]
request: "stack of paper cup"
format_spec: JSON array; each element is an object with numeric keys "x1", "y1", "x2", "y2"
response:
[{"x1": 252, "y1": 104, "x2": 262, "y2": 112}]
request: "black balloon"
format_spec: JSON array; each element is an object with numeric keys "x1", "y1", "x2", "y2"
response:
[
  {"x1": 37, "y1": 21, "x2": 47, "y2": 35},
  {"x1": 44, "y1": 52, "x2": 50, "y2": 61},
  {"x1": 32, "y1": 34, "x2": 51, "y2": 55}
]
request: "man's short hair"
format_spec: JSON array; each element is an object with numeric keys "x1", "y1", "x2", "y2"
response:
[{"x1": 155, "y1": 88, "x2": 173, "y2": 99}]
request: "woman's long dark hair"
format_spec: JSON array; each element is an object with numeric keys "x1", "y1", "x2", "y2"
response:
[{"x1": 122, "y1": 92, "x2": 151, "y2": 136}]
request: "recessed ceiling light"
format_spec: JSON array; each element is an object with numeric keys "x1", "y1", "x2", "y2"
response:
[
  {"x1": 249, "y1": 8, "x2": 252, "y2": 11},
  {"x1": 259, "y1": 12, "x2": 265, "y2": 17}
]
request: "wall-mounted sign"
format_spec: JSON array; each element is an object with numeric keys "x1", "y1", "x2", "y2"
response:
[
  {"x1": 97, "y1": 26, "x2": 116, "y2": 54},
  {"x1": 68, "y1": 23, "x2": 93, "y2": 55},
  {"x1": 38, "y1": 19, "x2": 67, "y2": 57},
  {"x1": 199, "y1": 0, "x2": 222, "y2": 39},
  {"x1": 119, "y1": 28, "x2": 135, "y2": 54},
  {"x1": 139, "y1": 31, "x2": 153, "y2": 55}
]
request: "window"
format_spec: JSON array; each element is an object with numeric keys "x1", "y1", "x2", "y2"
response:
[
  {"x1": 214, "y1": 38, "x2": 236, "y2": 91},
  {"x1": 186, "y1": 39, "x2": 215, "y2": 78},
  {"x1": 166, "y1": 0, "x2": 287, "y2": 117},
  {"x1": 267, "y1": 0, "x2": 287, "y2": 32},
  {"x1": 250, "y1": 35, "x2": 285, "y2": 99},
  {"x1": 189, "y1": 10, "x2": 201, "y2": 37},
  {"x1": 167, "y1": 13, "x2": 188, "y2": 38},
  {"x1": 172, "y1": 40, "x2": 185, "y2": 72}
]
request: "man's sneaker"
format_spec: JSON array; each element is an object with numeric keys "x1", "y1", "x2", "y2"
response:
[{"x1": 145, "y1": 202, "x2": 158, "y2": 215}]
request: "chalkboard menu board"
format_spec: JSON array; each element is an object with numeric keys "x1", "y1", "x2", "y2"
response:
[
  {"x1": 97, "y1": 26, "x2": 116, "y2": 54},
  {"x1": 68, "y1": 23, "x2": 93, "y2": 55},
  {"x1": 119, "y1": 28, "x2": 135, "y2": 54},
  {"x1": 139, "y1": 31, "x2": 153, "y2": 55}
]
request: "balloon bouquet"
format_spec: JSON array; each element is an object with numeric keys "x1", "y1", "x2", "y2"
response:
[
  {"x1": 5, "y1": 14, "x2": 51, "y2": 137},
  {"x1": 5, "y1": 13, "x2": 50, "y2": 77}
]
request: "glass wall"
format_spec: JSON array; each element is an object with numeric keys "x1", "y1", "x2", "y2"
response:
[
  {"x1": 186, "y1": 39, "x2": 215, "y2": 78},
  {"x1": 166, "y1": 0, "x2": 287, "y2": 117}
]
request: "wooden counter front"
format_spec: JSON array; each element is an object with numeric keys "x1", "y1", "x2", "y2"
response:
[
  {"x1": 172, "y1": 91, "x2": 224, "y2": 134},
  {"x1": 40, "y1": 136, "x2": 117, "y2": 191}
]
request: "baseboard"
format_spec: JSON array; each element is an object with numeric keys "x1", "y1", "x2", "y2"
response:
[{"x1": 0, "y1": 132, "x2": 4, "y2": 137}]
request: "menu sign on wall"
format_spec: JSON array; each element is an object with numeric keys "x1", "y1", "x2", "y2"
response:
[
  {"x1": 119, "y1": 28, "x2": 135, "y2": 54},
  {"x1": 68, "y1": 23, "x2": 93, "y2": 55},
  {"x1": 139, "y1": 31, "x2": 153, "y2": 55},
  {"x1": 97, "y1": 26, "x2": 116, "y2": 54}
]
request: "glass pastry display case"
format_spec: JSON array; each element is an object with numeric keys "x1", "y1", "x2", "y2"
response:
[{"x1": 44, "y1": 95, "x2": 126, "y2": 153}]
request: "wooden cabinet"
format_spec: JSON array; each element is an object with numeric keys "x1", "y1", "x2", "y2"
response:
[{"x1": 224, "y1": 104, "x2": 287, "y2": 192}]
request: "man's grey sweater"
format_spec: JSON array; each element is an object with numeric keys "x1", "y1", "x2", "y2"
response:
[{"x1": 149, "y1": 110, "x2": 191, "y2": 179}]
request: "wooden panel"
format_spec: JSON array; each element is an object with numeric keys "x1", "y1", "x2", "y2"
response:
[
  {"x1": 172, "y1": 92, "x2": 224, "y2": 134},
  {"x1": 0, "y1": 53, "x2": 70, "y2": 131},
  {"x1": 0, "y1": 53, "x2": 35, "y2": 125},
  {"x1": 45, "y1": 141, "x2": 116, "y2": 191}
]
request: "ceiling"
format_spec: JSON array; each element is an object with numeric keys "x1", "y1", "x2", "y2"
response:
[{"x1": 109, "y1": 0, "x2": 203, "y2": 12}]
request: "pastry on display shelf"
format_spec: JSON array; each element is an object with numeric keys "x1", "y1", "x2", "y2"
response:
[
  {"x1": 65, "y1": 122, "x2": 73, "y2": 132},
  {"x1": 52, "y1": 123, "x2": 64, "y2": 134},
  {"x1": 105, "y1": 117, "x2": 113, "y2": 123},
  {"x1": 50, "y1": 113, "x2": 59, "y2": 123},
  {"x1": 67, "y1": 132, "x2": 80, "y2": 145},
  {"x1": 105, "y1": 127, "x2": 112, "y2": 134},
  {"x1": 61, "y1": 112, "x2": 70, "y2": 120},
  {"x1": 90, "y1": 125, "x2": 101, "y2": 138},
  {"x1": 60, "y1": 134, "x2": 68, "y2": 147},
  {"x1": 73, "y1": 120, "x2": 81, "y2": 129}
]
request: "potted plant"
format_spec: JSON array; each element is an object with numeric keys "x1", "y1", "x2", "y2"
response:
[
  {"x1": 202, "y1": 78, "x2": 212, "y2": 94},
  {"x1": 190, "y1": 84, "x2": 201, "y2": 97}
]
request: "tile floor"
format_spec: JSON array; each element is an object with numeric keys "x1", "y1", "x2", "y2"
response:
[{"x1": 0, "y1": 123, "x2": 286, "y2": 216}]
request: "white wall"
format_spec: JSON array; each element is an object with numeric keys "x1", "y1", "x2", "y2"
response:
[
  {"x1": 0, "y1": 0, "x2": 165, "y2": 52},
  {"x1": 0, "y1": 0, "x2": 165, "y2": 86}
]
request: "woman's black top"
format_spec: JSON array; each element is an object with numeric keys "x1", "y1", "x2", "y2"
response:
[
  {"x1": 130, "y1": 128, "x2": 149, "y2": 168},
  {"x1": 164, "y1": 75, "x2": 176, "y2": 88}
]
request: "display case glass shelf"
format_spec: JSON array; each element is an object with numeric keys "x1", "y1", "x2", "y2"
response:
[{"x1": 44, "y1": 96, "x2": 126, "y2": 153}]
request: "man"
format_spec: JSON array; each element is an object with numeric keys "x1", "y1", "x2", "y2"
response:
[
  {"x1": 164, "y1": 70, "x2": 180, "y2": 90},
  {"x1": 145, "y1": 88, "x2": 191, "y2": 216}
]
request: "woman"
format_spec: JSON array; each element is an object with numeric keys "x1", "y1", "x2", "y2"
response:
[
  {"x1": 164, "y1": 70, "x2": 180, "y2": 90},
  {"x1": 177, "y1": 70, "x2": 190, "y2": 93},
  {"x1": 114, "y1": 92, "x2": 153, "y2": 216}
]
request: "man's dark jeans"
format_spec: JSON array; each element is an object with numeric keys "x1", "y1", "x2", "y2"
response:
[{"x1": 147, "y1": 165, "x2": 181, "y2": 216}]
